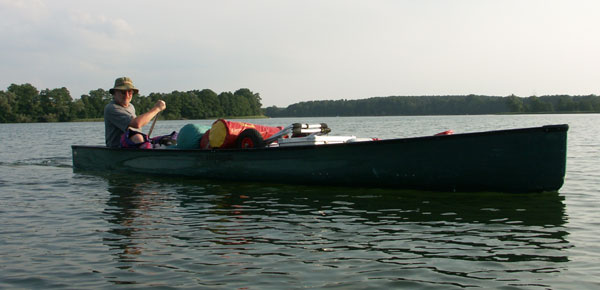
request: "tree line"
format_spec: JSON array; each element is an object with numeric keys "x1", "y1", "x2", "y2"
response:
[
  {"x1": 0, "y1": 83, "x2": 263, "y2": 123},
  {"x1": 264, "y1": 94, "x2": 600, "y2": 117},
  {"x1": 2, "y1": 83, "x2": 599, "y2": 123}
]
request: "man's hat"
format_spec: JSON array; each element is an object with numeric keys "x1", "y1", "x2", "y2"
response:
[{"x1": 109, "y1": 77, "x2": 139, "y2": 94}]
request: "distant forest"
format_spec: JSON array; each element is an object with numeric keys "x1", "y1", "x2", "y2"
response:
[
  {"x1": 1, "y1": 83, "x2": 599, "y2": 123},
  {"x1": 264, "y1": 94, "x2": 600, "y2": 117},
  {"x1": 0, "y1": 83, "x2": 263, "y2": 123}
]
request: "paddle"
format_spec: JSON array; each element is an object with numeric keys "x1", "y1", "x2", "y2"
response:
[{"x1": 147, "y1": 112, "x2": 160, "y2": 138}]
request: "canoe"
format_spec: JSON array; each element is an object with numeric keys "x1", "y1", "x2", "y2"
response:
[{"x1": 72, "y1": 124, "x2": 568, "y2": 193}]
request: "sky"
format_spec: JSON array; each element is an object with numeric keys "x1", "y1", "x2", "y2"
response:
[{"x1": 1, "y1": 0, "x2": 599, "y2": 107}]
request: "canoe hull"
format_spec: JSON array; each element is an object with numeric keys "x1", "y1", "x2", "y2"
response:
[{"x1": 72, "y1": 124, "x2": 568, "y2": 193}]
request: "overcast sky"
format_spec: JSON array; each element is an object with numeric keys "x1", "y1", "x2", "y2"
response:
[{"x1": 1, "y1": 0, "x2": 599, "y2": 107}]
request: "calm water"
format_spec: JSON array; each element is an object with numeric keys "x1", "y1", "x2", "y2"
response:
[{"x1": 1, "y1": 115, "x2": 599, "y2": 289}]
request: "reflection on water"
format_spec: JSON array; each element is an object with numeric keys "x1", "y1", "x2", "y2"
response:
[
  {"x1": 98, "y1": 173, "x2": 570, "y2": 288},
  {"x1": 104, "y1": 181, "x2": 150, "y2": 261}
]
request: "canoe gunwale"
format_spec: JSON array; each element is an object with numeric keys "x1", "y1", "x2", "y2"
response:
[{"x1": 72, "y1": 124, "x2": 569, "y2": 153}]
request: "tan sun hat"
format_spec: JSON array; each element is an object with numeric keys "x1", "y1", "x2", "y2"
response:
[{"x1": 109, "y1": 77, "x2": 139, "y2": 94}]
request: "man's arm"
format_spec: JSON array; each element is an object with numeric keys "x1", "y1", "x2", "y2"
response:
[{"x1": 129, "y1": 100, "x2": 166, "y2": 129}]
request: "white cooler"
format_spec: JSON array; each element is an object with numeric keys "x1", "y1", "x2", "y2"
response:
[{"x1": 277, "y1": 135, "x2": 372, "y2": 147}]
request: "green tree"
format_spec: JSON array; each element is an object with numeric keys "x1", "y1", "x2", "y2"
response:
[
  {"x1": 198, "y1": 89, "x2": 222, "y2": 118},
  {"x1": 505, "y1": 94, "x2": 524, "y2": 112},
  {"x1": 218, "y1": 92, "x2": 235, "y2": 116},
  {"x1": 234, "y1": 88, "x2": 262, "y2": 116},
  {"x1": 0, "y1": 90, "x2": 17, "y2": 122},
  {"x1": 8, "y1": 83, "x2": 41, "y2": 122},
  {"x1": 179, "y1": 91, "x2": 204, "y2": 119},
  {"x1": 576, "y1": 95, "x2": 600, "y2": 111},
  {"x1": 70, "y1": 98, "x2": 87, "y2": 120},
  {"x1": 39, "y1": 87, "x2": 73, "y2": 122},
  {"x1": 556, "y1": 95, "x2": 577, "y2": 112},
  {"x1": 81, "y1": 89, "x2": 112, "y2": 118},
  {"x1": 525, "y1": 96, "x2": 553, "y2": 112}
]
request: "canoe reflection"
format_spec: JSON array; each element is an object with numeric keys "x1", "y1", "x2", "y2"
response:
[
  {"x1": 100, "y1": 174, "x2": 569, "y2": 274},
  {"x1": 176, "y1": 180, "x2": 567, "y2": 227}
]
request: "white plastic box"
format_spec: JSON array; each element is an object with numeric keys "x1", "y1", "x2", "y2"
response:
[{"x1": 277, "y1": 135, "x2": 360, "y2": 147}]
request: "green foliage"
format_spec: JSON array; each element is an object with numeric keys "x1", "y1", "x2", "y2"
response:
[
  {"x1": 0, "y1": 91, "x2": 17, "y2": 122},
  {"x1": 0, "y1": 84, "x2": 264, "y2": 123},
  {"x1": 80, "y1": 89, "x2": 112, "y2": 119},
  {"x1": 1, "y1": 82, "x2": 599, "y2": 123},
  {"x1": 7, "y1": 83, "x2": 41, "y2": 122},
  {"x1": 38, "y1": 87, "x2": 73, "y2": 122},
  {"x1": 264, "y1": 94, "x2": 600, "y2": 117}
]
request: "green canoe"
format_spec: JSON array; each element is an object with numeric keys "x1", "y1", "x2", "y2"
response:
[{"x1": 72, "y1": 124, "x2": 568, "y2": 193}]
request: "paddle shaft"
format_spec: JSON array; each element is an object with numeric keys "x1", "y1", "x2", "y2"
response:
[{"x1": 147, "y1": 112, "x2": 160, "y2": 138}]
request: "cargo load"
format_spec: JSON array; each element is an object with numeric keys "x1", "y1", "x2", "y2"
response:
[{"x1": 206, "y1": 119, "x2": 284, "y2": 149}]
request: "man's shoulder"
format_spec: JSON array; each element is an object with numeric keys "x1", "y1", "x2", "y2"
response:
[
  {"x1": 104, "y1": 100, "x2": 119, "y2": 111},
  {"x1": 105, "y1": 101, "x2": 135, "y2": 113}
]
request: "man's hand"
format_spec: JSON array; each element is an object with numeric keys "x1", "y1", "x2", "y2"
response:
[{"x1": 154, "y1": 100, "x2": 166, "y2": 111}]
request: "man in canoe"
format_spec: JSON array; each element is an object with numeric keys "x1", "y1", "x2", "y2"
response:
[{"x1": 104, "y1": 77, "x2": 166, "y2": 148}]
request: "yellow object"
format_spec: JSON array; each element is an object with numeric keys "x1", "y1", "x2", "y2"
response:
[{"x1": 209, "y1": 120, "x2": 227, "y2": 148}]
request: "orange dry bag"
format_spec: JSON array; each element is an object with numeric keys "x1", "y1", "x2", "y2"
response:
[{"x1": 208, "y1": 119, "x2": 283, "y2": 149}]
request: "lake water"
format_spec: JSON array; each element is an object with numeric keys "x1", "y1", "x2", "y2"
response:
[{"x1": 1, "y1": 115, "x2": 599, "y2": 289}]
